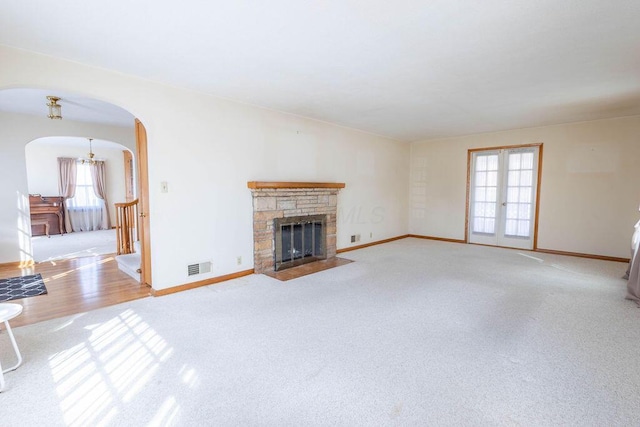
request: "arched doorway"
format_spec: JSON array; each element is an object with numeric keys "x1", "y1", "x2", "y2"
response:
[
  {"x1": 0, "y1": 87, "x2": 152, "y2": 326},
  {"x1": 25, "y1": 136, "x2": 134, "y2": 261}
]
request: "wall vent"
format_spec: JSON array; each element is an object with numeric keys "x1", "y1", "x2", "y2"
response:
[{"x1": 187, "y1": 261, "x2": 212, "y2": 276}]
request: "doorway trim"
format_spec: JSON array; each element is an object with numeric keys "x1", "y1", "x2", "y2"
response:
[
  {"x1": 135, "y1": 119, "x2": 152, "y2": 288},
  {"x1": 465, "y1": 143, "x2": 544, "y2": 249}
]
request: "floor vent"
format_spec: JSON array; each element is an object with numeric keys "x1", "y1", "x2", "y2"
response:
[{"x1": 187, "y1": 261, "x2": 212, "y2": 276}]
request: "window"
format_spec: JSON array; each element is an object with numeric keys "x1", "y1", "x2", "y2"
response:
[{"x1": 68, "y1": 162, "x2": 100, "y2": 209}]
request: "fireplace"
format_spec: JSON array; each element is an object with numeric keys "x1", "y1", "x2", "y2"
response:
[
  {"x1": 248, "y1": 181, "x2": 345, "y2": 274},
  {"x1": 274, "y1": 214, "x2": 326, "y2": 271}
]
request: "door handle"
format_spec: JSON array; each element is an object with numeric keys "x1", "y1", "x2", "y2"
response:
[{"x1": 501, "y1": 202, "x2": 507, "y2": 207}]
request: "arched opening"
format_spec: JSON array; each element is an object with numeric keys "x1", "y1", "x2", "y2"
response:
[
  {"x1": 25, "y1": 136, "x2": 134, "y2": 261},
  {"x1": 0, "y1": 87, "x2": 152, "y2": 326}
]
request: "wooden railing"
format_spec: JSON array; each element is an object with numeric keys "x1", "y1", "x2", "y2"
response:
[{"x1": 115, "y1": 199, "x2": 139, "y2": 255}]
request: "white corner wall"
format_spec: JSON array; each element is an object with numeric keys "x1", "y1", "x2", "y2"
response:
[
  {"x1": 25, "y1": 140, "x2": 130, "y2": 222},
  {"x1": 0, "y1": 46, "x2": 410, "y2": 289},
  {"x1": 410, "y1": 116, "x2": 640, "y2": 258}
]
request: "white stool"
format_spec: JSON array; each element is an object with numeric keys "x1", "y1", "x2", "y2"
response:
[{"x1": 0, "y1": 303, "x2": 23, "y2": 392}]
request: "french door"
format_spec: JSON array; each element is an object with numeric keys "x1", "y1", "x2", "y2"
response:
[{"x1": 468, "y1": 145, "x2": 540, "y2": 249}]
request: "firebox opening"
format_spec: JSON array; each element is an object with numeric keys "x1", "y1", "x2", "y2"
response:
[{"x1": 274, "y1": 214, "x2": 326, "y2": 271}]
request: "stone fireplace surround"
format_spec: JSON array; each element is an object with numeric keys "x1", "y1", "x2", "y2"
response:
[{"x1": 248, "y1": 182, "x2": 345, "y2": 274}]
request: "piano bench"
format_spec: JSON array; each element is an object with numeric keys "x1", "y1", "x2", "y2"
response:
[{"x1": 31, "y1": 219, "x2": 50, "y2": 238}]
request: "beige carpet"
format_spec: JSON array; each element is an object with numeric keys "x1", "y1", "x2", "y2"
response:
[
  {"x1": 31, "y1": 229, "x2": 116, "y2": 262},
  {"x1": 1, "y1": 238, "x2": 638, "y2": 426}
]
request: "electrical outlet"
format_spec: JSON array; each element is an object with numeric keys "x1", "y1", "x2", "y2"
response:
[
  {"x1": 236, "y1": 256, "x2": 242, "y2": 265},
  {"x1": 370, "y1": 232, "x2": 373, "y2": 238},
  {"x1": 351, "y1": 235, "x2": 356, "y2": 243},
  {"x1": 160, "y1": 181, "x2": 168, "y2": 193}
]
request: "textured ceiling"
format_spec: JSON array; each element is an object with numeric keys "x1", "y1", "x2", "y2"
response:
[{"x1": 1, "y1": 0, "x2": 639, "y2": 141}]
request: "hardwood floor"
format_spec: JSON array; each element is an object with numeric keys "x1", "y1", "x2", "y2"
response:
[{"x1": 0, "y1": 255, "x2": 150, "y2": 328}]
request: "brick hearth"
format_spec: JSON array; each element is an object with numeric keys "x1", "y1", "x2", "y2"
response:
[{"x1": 248, "y1": 182, "x2": 345, "y2": 274}]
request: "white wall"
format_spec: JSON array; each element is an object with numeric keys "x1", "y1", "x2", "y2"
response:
[
  {"x1": 0, "y1": 110, "x2": 135, "y2": 264},
  {"x1": 25, "y1": 140, "x2": 130, "y2": 222},
  {"x1": 410, "y1": 116, "x2": 640, "y2": 258},
  {"x1": 0, "y1": 46, "x2": 410, "y2": 290}
]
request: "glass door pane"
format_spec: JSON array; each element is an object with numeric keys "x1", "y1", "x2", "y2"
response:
[
  {"x1": 469, "y1": 151, "x2": 501, "y2": 245},
  {"x1": 469, "y1": 146, "x2": 539, "y2": 249},
  {"x1": 504, "y1": 151, "x2": 534, "y2": 238},
  {"x1": 472, "y1": 153, "x2": 499, "y2": 234}
]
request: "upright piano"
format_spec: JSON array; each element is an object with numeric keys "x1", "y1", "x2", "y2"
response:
[{"x1": 29, "y1": 194, "x2": 65, "y2": 236}]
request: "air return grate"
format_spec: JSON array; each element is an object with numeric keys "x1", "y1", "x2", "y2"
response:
[{"x1": 187, "y1": 261, "x2": 212, "y2": 276}]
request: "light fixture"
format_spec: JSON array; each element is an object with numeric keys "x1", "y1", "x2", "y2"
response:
[
  {"x1": 46, "y1": 96, "x2": 62, "y2": 120},
  {"x1": 82, "y1": 138, "x2": 97, "y2": 165}
]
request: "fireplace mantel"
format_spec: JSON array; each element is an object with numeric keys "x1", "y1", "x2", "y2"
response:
[{"x1": 247, "y1": 181, "x2": 345, "y2": 189}]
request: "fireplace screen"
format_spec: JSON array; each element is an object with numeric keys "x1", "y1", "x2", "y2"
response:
[{"x1": 274, "y1": 214, "x2": 326, "y2": 271}]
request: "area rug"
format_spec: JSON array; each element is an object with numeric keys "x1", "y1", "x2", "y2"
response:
[{"x1": 0, "y1": 274, "x2": 47, "y2": 302}]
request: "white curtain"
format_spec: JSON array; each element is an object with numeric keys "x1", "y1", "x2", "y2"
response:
[
  {"x1": 90, "y1": 160, "x2": 110, "y2": 229},
  {"x1": 67, "y1": 201, "x2": 107, "y2": 231},
  {"x1": 66, "y1": 161, "x2": 108, "y2": 232},
  {"x1": 626, "y1": 220, "x2": 640, "y2": 305}
]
